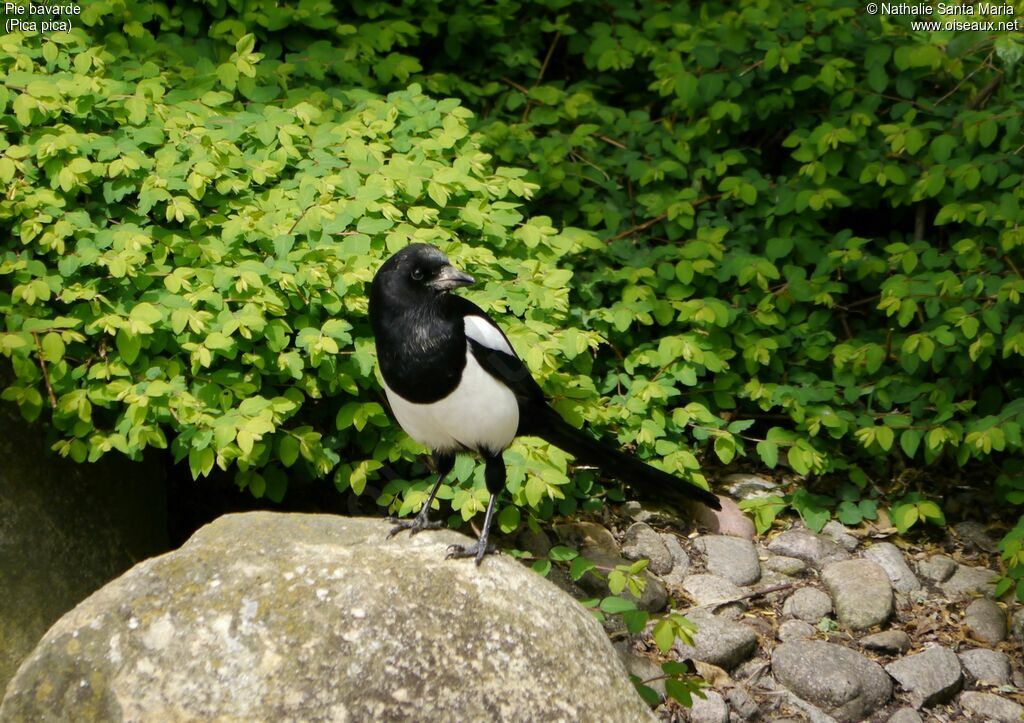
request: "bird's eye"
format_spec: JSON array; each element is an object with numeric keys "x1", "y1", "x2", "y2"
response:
[{"x1": 410, "y1": 268, "x2": 424, "y2": 281}]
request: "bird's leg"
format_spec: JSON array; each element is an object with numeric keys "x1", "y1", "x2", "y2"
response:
[
  {"x1": 446, "y1": 453, "x2": 504, "y2": 565},
  {"x1": 445, "y1": 492, "x2": 498, "y2": 565},
  {"x1": 387, "y1": 453, "x2": 453, "y2": 538}
]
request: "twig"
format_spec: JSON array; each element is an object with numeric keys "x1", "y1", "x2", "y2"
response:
[
  {"x1": 966, "y1": 73, "x2": 1003, "y2": 111},
  {"x1": 522, "y1": 32, "x2": 562, "y2": 123},
  {"x1": 1005, "y1": 254, "x2": 1023, "y2": 279},
  {"x1": 31, "y1": 332, "x2": 58, "y2": 408},
  {"x1": 499, "y1": 76, "x2": 531, "y2": 95},
  {"x1": 597, "y1": 134, "x2": 627, "y2": 149},
  {"x1": 936, "y1": 51, "x2": 993, "y2": 107},
  {"x1": 607, "y1": 214, "x2": 668, "y2": 242}
]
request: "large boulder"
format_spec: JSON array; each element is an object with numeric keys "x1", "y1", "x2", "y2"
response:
[
  {"x1": 0, "y1": 395, "x2": 167, "y2": 691},
  {"x1": 2, "y1": 513, "x2": 653, "y2": 722}
]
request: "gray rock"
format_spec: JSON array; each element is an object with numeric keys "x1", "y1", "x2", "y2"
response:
[
  {"x1": 1012, "y1": 608, "x2": 1024, "y2": 645},
  {"x1": 725, "y1": 684, "x2": 760, "y2": 720},
  {"x1": 0, "y1": 395, "x2": 168, "y2": 691},
  {"x1": 1, "y1": 513, "x2": 653, "y2": 722},
  {"x1": 683, "y1": 574, "x2": 744, "y2": 608},
  {"x1": 963, "y1": 598, "x2": 1007, "y2": 643},
  {"x1": 771, "y1": 640, "x2": 892, "y2": 722},
  {"x1": 674, "y1": 608, "x2": 759, "y2": 670},
  {"x1": 690, "y1": 497, "x2": 755, "y2": 540},
  {"x1": 822, "y1": 520, "x2": 860, "y2": 552},
  {"x1": 660, "y1": 533, "x2": 691, "y2": 586},
  {"x1": 959, "y1": 691, "x2": 1024, "y2": 722},
  {"x1": 782, "y1": 588, "x2": 833, "y2": 623},
  {"x1": 614, "y1": 642, "x2": 666, "y2": 698},
  {"x1": 887, "y1": 707, "x2": 923, "y2": 723},
  {"x1": 958, "y1": 648, "x2": 1013, "y2": 686},
  {"x1": 954, "y1": 521, "x2": 998, "y2": 553},
  {"x1": 940, "y1": 564, "x2": 998, "y2": 601},
  {"x1": 764, "y1": 555, "x2": 807, "y2": 575},
  {"x1": 622, "y1": 522, "x2": 674, "y2": 576},
  {"x1": 778, "y1": 619, "x2": 817, "y2": 641},
  {"x1": 884, "y1": 646, "x2": 963, "y2": 708},
  {"x1": 768, "y1": 529, "x2": 850, "y2": 569},
  {"x1": 916, "y1": 554, "x2": 956, "y2": 582},
  {"x1": 554, "y1": 521, "x2": 668, "y2": 612},
  {"x1": 721, "y1": 473, "x2": 780, "y2": 500},
  {"x1": 695, "y1": 535, "x2": 761, "y2": 586},
  {"x1": 821, "y1": 559, "x2": 893, "y2": 630},
  {"x1": 862, "y1": 542, "x2": 921, "y2": 592},
  {"x1": 687, "y1": 690, "x2": 730, "y2": 723},
  {"x1": 860, "y1": 629, "x2": 911, "y2": 654}
]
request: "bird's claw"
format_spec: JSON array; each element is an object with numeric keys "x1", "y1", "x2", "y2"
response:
[
  {"x1": 445, "y1": 542, "x2": 497, "y2": 566},
  {"x1": 387, "y1": 515, "x2": 443, "y2": 539}
]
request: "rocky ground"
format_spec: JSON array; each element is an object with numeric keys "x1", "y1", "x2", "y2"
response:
[{"x1": 517, "y1": 474, "x2": 1024, "y2": 722}]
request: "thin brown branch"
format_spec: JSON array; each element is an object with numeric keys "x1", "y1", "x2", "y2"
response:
[
  {"x1": 31, "y1": 332, "x2": 58, "y2": 409},
  {"x1": 936, "y1": 51, "x2": 993, "y2": 107},
  {"x1": 607, "y1": 213, "x2": 667, "y2": 242},
  {"x1": 966, "y1": 73, "x2": 1003, "y2": 111},
  {"x1": 499, "y1": 76, "x2": 531, "y2": 95},
  {"x1": 1005, "y1": 254, "x2": 1023, "y2": 279}
]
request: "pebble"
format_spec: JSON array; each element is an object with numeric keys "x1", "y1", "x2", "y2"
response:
[
  {"x1": 725, "y1": 685, "x2": 759, "y2": 721},
  {"x1": 860, "y1": 629, "x2": 911, "y2": 655},
  {"x1": 886, "y1": 707, "x2": 923, "y2": 723},
  {"x1": 963, "y1": 598, "x2": 1007, "y2": 643},
  {"x1": 690, "y1": 497, "x2": 756, "y2": 540},
  {"x1": 862, "y1": 542, "x2": 921, "y2": 592},
  {"x1": 695, "y1": 534, "x2": 761, "y2": 586},
  {"x1": 1012, "y1": 608, "x2": 1024, "y2": 645},
  {"x1": 613, "y1": 642, "x2": 665, "y2": 697},
  {"x1": 958, "y1": 648, "x2": 1012, "y2": 686},
  {"x1": 764, "y1": 555, "x2": 806, "y2": 575},
  {"x1": 821, "y1": 559, "x2": 893, "y2": 630},
  {"x1": 884, "y1": 646, "x2": 963, "y2": 708},
  {"x1": 940, "y1": 564, "x2": 998, "y2": 601},
  {"x1": 553, "y1": 521, "x2": 667, "y2": 611},
  {"x1": 720, "y1": 473, "x2": 780, "y2": 500},
  {"x1": 767, "y1": 529, "x2": 850, "y2": 569},
  {"x1": 682, "y1": 574, "x2": 744, "y2": 608},
  {"x1": 687, "y1": 690, "x2": 730, "y2": 723},
  {"x1": 953, "y1": 521, "x2": 998, "y2": 553},
  {"x1": 777, "y1": 619, "x2": 816, "y2": 642},
  {"x1": 659, "y1": 532, "x2": 691, "y2": 585},
  {"x1": 916, "y1": 554, "x2": 956, "y2": 582},
  {"x1": 821, "y1": 520, "x2": 860, "y2": 551},
  {"x1": 959, "y1": 691, "x2": 1024, "y2": 722},
  {"x1": 621, "y1": 522, "x2": 674, "y2": 575},
  {"x1": 674, "y1": 608, "x2": 758, "y2": 670},
  {"x1": 771, "y1": 640, "x2": 892, "y2": 722},
  {"x1": 781, "y1": 588, "x2": 833, "y2": 624}
]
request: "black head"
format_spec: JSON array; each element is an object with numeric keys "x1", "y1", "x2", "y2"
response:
[{"x1": 370, "y1": 243, "x2": 475, "y2": 311}]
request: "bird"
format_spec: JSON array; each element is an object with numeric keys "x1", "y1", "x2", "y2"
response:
[{"x1": 369, "y1": 243, "x2": 721, "y2": 564}]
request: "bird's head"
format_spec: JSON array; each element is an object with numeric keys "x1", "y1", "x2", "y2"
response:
[{"x1": 371, "y1": 244, "x2": 475, "y2": 305}]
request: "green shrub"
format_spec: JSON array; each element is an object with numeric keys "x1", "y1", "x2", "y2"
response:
[{"x1": 2, "y1": 2, "x2": 1023, "y2": 552}]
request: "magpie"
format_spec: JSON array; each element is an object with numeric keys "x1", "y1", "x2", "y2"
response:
[{"x1": 369, "y1": 243, "x2": 721, "y2": 564}]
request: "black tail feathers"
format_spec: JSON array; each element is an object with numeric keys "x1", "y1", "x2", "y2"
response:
[{"x1": 527, "y1": 404, "x2": 721, "y2": 510}]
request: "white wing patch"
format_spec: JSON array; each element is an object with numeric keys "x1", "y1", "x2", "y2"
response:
[{"x1": 464, "y1": 315, "x2": 514, "y2": 355}]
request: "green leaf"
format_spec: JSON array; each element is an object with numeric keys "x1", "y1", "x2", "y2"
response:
[
  {"x1": 652, "y1": 619, "x2": 675, "y2": 653},
  {"x1": 549, "y1": 545, "x2": 579, "y2": 562}
]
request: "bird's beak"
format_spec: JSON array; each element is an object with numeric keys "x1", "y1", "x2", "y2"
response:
[{"x1": 429, "y1": 264, "x2": 476, "y2": 291}]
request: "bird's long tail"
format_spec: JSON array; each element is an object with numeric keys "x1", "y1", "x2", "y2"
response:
[{"x1": 526, "y1": 404, "x2": 721, "y2": 510}]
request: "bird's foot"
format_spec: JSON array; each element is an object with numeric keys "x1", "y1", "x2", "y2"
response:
[
  {"x1": 445, "y1": 541, "x2": 497, "y2": 566},
  {"x1": 387, "y1": 512, "x2": 443, "y2": 539}
]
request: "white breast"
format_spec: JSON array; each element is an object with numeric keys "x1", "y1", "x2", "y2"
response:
[{"x1": 383, "y1": 343, "x2": 519, "y2": 456}]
